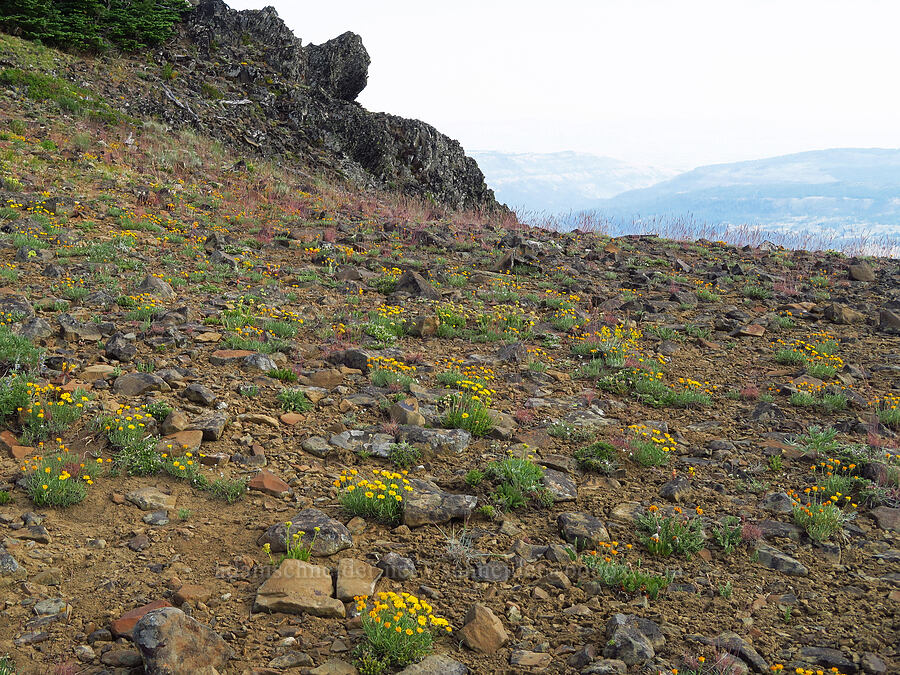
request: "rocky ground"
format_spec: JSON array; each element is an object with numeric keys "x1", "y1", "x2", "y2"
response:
[{"x1": 0, "y1": 25, "x2": 899, "y2": 675}]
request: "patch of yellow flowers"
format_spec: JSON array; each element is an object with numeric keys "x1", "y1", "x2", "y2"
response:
[
  {"x1": 353, "y1": 592, "x2": 451, "y2": 667},
  {"x1": 335, "y1": 469, "x2": 413, "y2": 524}
]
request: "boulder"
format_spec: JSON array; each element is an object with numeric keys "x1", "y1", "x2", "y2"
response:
[
  {"x1": 458, "y1": 604, "x2": 508, "y2": 653},
  {"x1": 133, "y1": 607, "x2": 232, "y2": 674},
  {"x1": 253, "y1": 559, "x2": 345, "y2": 618}
]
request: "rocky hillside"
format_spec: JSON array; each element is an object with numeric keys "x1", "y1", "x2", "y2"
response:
[
  {"x1": 0, "y1": 0, "x2": 499, "y2": 212},
  {"x1": 0, "y1": 20, "x2": 899, "y2": 675}
]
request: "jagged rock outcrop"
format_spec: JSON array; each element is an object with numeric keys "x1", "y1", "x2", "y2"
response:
[{"x1": 143, "y1": 0, "x2": 498, "y2": 210}]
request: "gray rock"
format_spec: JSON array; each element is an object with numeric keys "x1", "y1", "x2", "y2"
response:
[
  {"x1": 376, "y1": 552, "x2": 416, "y2": 580},
  {"x1": 848, "y1": 262, "x2": 875, "y2": 282},
  {"x1": 472, "y1": 560, "x2": 510, "y2": 583},
  {"x1": 127, "y1": 487, "x2": 176, "y2": 512},
  {"x1": 305, "y1": 31, "x2": 370, "y2": 101},
  {"x1": 137, "y1": 274, "x2": 176, "y2": 299},
  {"x1": 603, "y1": 614, "x2": 663, "y2": 666},
  {"x1": 58, "y1": 313, "x2": 102, "y2": 341},
  {"x1": 185, "y1": 1, "x2": 498, "y2": 210},
  {"x1": 557, "y1": 512, "x2": 609, "y2": 550},
  {"x1": 33, "y1": 598, "x2": 70, "y2": 616},
  {"x1": 105, "y1": 332, "x2": 137, "y2": 362},
  {"x1": 329, "y1": 429, "x2": 394, "y2": 457},
  {"x1": 17, "y1": 317, "x2": 52, "y2": 339},
  {"x1": 542, "y1": 468, "x2": 577, "y2": 502},
  {"x1": 113, "y1": 372, "x2": 170, "y2": 396},
  {"x1": 187, "y1": 412, "x2": 228, "y2": 441},
  {"x1": 133, "y1": 607, "x2": 232, "y2": 674},
  {"x1": 760, "y1": 492, "x2": 794, "y2": 514},
  {"x1": 581, "y1": 659, "x2": 627, "y2": 674},
  {"x1": 394, "y1": 270, "x2": 440, "y2": 300},
  {"x1": 241, "y1": 353, "x2": 277, "y2": 373},
  {"x1": 402, "y1": 479, "x2": 477, "y2": 527},
  {"x1": 401, "y1": 427, "x2": 471, "y2": 454},
  {"x1": 755, "y1": 543, "x2": 808, "y2": 576},
  {"x1": 0, "y1": 546, "x2": 24, "y2": 577},
  {"x1": 209, "y1": 249, "x2": 239, "y2": 270},
  {"x1": 659, "y1": 476, "x2": 691, "y2": 502},
  {"x1": 143, "y1": 511, "x2": 170, "y2": 526},
  {"x1": 301, "y1": 435, "x2": 331, "y2": 457},
  {"x1": 397, "y1": 653, "x2": 468, "y2": 675},
  {"x1": 799, "y1": 646, "x2": 857, "y2": 674},
  {"x1": 268, "y1": 652, "x2": 314, "y2": 669},
  {"x1": 0, "y1": 294, "x2": 34, "y2": 318},
  {"x1": 879, "y1": 309, "x2": 900, "y2": 333},
  {"x1": 258, "y1": 508, "x2": 352, "y2": 556},
  {"x1": 184, "y1": 382, "x2": 217, "y2": 406},
  {"x1": 709, "y1": 631, "x2": 769, "y2": 672}
]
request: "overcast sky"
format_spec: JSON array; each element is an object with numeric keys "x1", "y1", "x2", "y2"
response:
[{"x1": 229, "y1": 0, "x2": 900, "y2": 171}]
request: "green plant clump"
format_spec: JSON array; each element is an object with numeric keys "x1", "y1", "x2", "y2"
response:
[{"x1": 0, "y1": 0, "x2": 192, "y2": 53}]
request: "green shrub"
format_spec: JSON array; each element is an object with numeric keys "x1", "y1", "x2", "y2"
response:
[
  {"x1": 638, "y1": 508, "x2": 704, "y2": 558},
  {"x1": 206, "y1": 477, "x2": 246, "y2": 503},
  {"x1": 268, "y1": 367, "x2": 298, "y2": 383},
  {"x1": 144, "y1": 401, "x2": 172, "y2": 422},
  {"x1": 575, "y1": 440, "x2": 620, "y2": 474},
  {"x1": 388, "y1": 441, "x2": 420, "y2": 470},
  {"x1": 582, "y1": 551, "x2": 673, "y2": 599},
  {"x1": 278, "y1": 388, "x2": 312, "y2": 412},
  {"x1": 24, "y1": 452, "x2": 91, "y2": 507},
  {"x1": 0, "y1": 324, "x2": 43, "y2": 371},
  {"x1": 0, "y1": 0, "x2": 192, "y2": 53}
]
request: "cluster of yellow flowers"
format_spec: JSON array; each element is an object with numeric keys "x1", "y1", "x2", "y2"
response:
[
  {"x1": 334, "y1": 468, "x2": 412, "y2": 501},
  {"x1": 478, "y1": 303, "x2": 536, "y2": 335},
  {"x1": 551, "y1": 305, "x2": 579, "y2": 331},
  {"x1": 449, "y1": 379, "x2": 494, "y2": 408},
  {"x1": 775, "y1": 667, "x2": 849, "y2": 675},
  {"x1": 375, "y1": 303, "x2": 406, "y2": 322},
  {"x1": 572, "y1": 324, "x2": 643, "y2": 362},
  {"x1": 355, "y1": 592, "x2": 452, "y2": 633},
  {"x1": 378, "y1": 266, "x2": 403, "y2": 281},
  {"x1": 628, "y1": 425, "x2": 676, "y2": 452},
  {"x1": 336, "y1": 469, "x2": 413, "y2": 523},
  {"x1": 368, "y1": 355, "x2": 417, "y2": 375},
  {"x1": 773, "y1": 333, "x2": 844, "y2": 371},
  {"x1": 675, "y1": 377, "x2": 718, "y2": 394},
  {"x1": 18, "y1": 383, "x2": 88, "y2": 431},
  {"x1": 436, "y1": 358, "x2": 495, "y2": 386}
]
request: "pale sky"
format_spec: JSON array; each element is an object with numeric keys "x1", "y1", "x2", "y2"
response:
[{"x1": 228, "y1": 0, "x2": 900, "y2": 171}]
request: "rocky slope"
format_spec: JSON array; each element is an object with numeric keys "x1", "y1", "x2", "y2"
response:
[
  {"x1": 0, "y1": 26, "x2": 898, "y2": 675},
  {"x1": 18, "y1": 0, "x2": 499, "y2": 212}
]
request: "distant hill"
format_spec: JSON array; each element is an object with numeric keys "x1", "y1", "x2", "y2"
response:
[
  {"x1": 470, "y1": 151, "x2": 675, "y2": 213},
  {"x1": 595, "y1": 148, "x2": 900, "y2": 239}
]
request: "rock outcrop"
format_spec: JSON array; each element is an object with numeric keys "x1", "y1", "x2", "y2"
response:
[{"x1": 138, "y1": 0, "x2": 499, "y2": 210}]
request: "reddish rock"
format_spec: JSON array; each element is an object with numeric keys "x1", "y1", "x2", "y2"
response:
[
  {"x1": 280, "y1": 412, "x2": 304, "y2": 425},
  {"x1": 299, "y1": 368, "x2": 343, "y2": 389},
  {"x1": 8, "y1": 442, "x2": 34, "y2": 460},
  {"x1": 458, "y1": 603, "x2": 509, "y2": 653},
  {"x1": 248, "y1": 470, "x2": 293, "y2": 497},
  {"x1": 173, "y1": 584, "x2": 212, "y2": 606},
  {"x1": 62, "y1": 380, "x2": 92, "y2": 393},
  {"x1": 0, "y1": 430, "x2": 18, "y2": 455},
  {"x1": 110, "y1": 599, "x2": 173, "y2": 637},
  {"x1": 738, "y1": 324, "x2": 765, "y2": 337}
]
